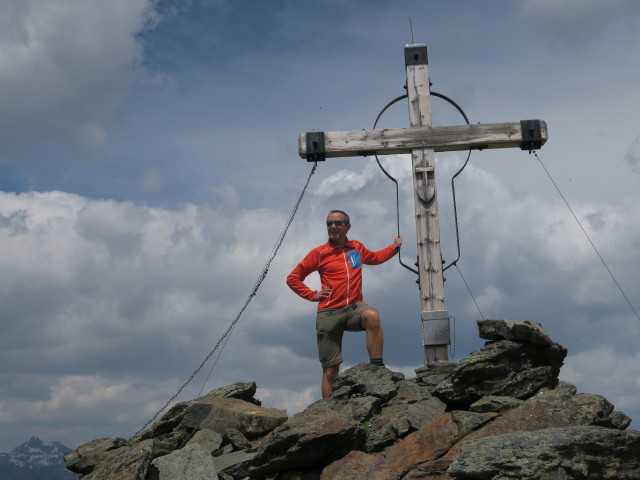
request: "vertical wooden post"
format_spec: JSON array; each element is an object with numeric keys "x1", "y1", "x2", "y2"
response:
[
  {"x1": 299, "y1": 45, "x2": 547, "y2": 365},
  {"x1": 405, "y1": 44, "x2": 449, "y2": 363}
]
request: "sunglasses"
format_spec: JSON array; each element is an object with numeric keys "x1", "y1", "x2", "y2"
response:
[{"x1": 326, "y1": 220, "x2": 347, "y2": 226}]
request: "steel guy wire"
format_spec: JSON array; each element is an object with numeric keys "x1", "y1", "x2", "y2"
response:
[
  {"x1": 131, "y1": 161, "x2": 318, "y2": 439},
  {"x1": 533, "y1": 151, "x2": 640, "y2": 323}
]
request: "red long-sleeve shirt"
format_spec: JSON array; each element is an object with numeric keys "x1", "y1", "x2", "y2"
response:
[{"x1": 286, "y1": 239, "x2": 398, "y2": 311}]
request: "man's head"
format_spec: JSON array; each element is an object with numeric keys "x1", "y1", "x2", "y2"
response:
[{"x1": 326, "y1": 210, "x2": 350, "y2": 246}]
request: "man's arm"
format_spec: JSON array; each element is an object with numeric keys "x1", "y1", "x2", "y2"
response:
[
  {"x1": 360, "y1": 236, "x2": 402, "y2": 265},
  {"x1": 286, "y1": 251, "x2": 320, "y2": 302}
]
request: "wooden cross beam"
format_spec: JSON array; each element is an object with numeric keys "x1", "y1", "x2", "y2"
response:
[{"x1": 298, "y1": 44, "x2": 548, "y2": 365}]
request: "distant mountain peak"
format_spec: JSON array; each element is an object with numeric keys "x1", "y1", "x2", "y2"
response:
[{"x1": 0, "y1": 437, "x2": 76, "y2": 478}]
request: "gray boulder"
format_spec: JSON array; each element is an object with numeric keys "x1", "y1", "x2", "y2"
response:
[
  {"x1": 469, "y1": 395, "x2": 524, "y2": 413},
  {"x1": 414, "y1": 361, "x2": 457, "y2": 391},
  {"x1": 477, "y1": 318, "x2": 554, "y2": 346},
  {"x1": 364, "y1": 380, "x2": 446, "y2": 452},
  {"x1": 309, "y1": 395, "x2": 381, "y2": 423},
  {"x1": 63, "y1": 319, "x2": 637, "y2": 480},
  {"x1": 433, "y1": 323, "x2": 567, "y2": 406},
  {"x1": 212, "y1": 450, "x2": 256, "y2": 474},
  {"x1": 140, "y1": 396, "x2": 287, "y2": 442},
  {"x1": 63, "y1": 437, "x2": 132, "y2": 475},
  {"x1": 202, "y1": 381, "x2": 261, "y2": 406},
  {"x1": 226, "y1": 406, "x2": 365, "y2": 478},
  {"x1": 459, "y1": 385, "x2": 631, "y2": 444},
  {"x1": 83, "y1": 439, "x2": 153, "y2": 480},
  {"x1": 449, "y1": 426, "x2": 640, "y2": 479},
  {"x1": 331, "y1": 363, "x2": 405, "y2": 402},
  {"x1": 148, "y1": 443, "x2": 218, "y2": 479},
  {"x1": 183, "y1": 397, "x2": 287, "y2": 438},
  {"x1": 186, "y1": 429, "x2": 224, "y2": 454}
]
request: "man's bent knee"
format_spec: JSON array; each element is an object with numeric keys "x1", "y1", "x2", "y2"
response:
[
  {"x1": 323, "y1": 364, "x2": 339, "y2": 380},
  {"x1": 360, "y1": 308, "x2": 381, "y2": 330}
]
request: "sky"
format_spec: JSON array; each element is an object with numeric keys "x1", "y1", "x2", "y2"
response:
[{"x1": 0, "y1": 0, "x2": 639, "y2": 452}]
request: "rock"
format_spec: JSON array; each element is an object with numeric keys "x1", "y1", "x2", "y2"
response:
[
  {"x1": 308, "y1": 395, "x2": 381, "y2": 423},
  {"x1": 65, "y1": 318, "x2": 638, "y2": 480},
  {"x1": 136, "y1": 403, "x2": 190, "y2": 441},
  {"x1": 477, "y1": 318, "x2": 554, "y2": 346},
  {"x1": 224, "y1": 428, "x2": 251, "y2": 450},
  {"x1": 415, "y1": 362, "x2": 457, "y2": 390},
  {"x1": 404, "y1": 458, "x2": 455, "y2": 479},
  {"x1": 148, "y1": 443, "x2": 218, "y2": 479},
  {"x1": 444, "y1": 385, "x2": 629, "y2": 460},
  {"x1": 364, "y1": 381, "x2": 447, "y2": 452},
  {"x1": 433, "y1": 339, "x2": 567, "y2": 406},
  {"x1": 364, "y1": 402, "x2": 411, "y2": 452},
  {"x1": 379, "y1": 411, "x2": 496, "y2": 477},
  {"x1": 321, "y1": 451, "x2": 396, "y2": 480},
  {"x1": 448, "y1": 426, "x2": 640, "y2": 479},
  {"x1": 607, "y1": 409, "x2": 633, "y2": 430},
  {"x1": 151, "y1": 430, "x2": 191, "y2": 457},
  {"x1": 469, "y1": 395, "x2": 523, "y2": 413},
  {"x1": 226, "y1": 407, "x2": 365, "y2": 479},
  {"x1": 203, "y1": 382, "x2": 261, "y2": 406},
  {"x1": 552, "y1": 380, "x2": 578, "y2": 395},
  {"x1": 137, "y1": 396, "x2": 286, "y2": 443},
  {"x1": 213, "y1": 444, "x2": 233, "y2": 457},
  {"x1": 179, "y1": 396, "x2": 287, "y2": 439},
  {"x1": 331, "y1": 363, "x2": 405, "y2": 402},
  {"x1": 212, "y1": 450, "x2": 256, "y2": 473},
  {"x1": 186, "y1": 429, "x2": 224, "y2": 454},
  {"x1": 450, "y1": 410, "x2": 498, "y2": 439},
  {"x1": 380, "y1": 413, "x2": 460, "y2": 476},
  {"x1": 64, "y1": 437, "x2": 132, "y2": 474},
  {"x1": 279, "y1": 470, "x2": 321, "y2": 480},
  {"x1": 84, "y1": 439, "x2": 153, "y2": 480}
]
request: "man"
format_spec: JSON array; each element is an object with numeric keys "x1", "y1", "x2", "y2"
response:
[{"x1": 286, "y1": 210, "x2": 402, "y2": 398}]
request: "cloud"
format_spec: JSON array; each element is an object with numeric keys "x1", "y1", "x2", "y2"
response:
[
  {"x1": 0, "y1": 0, "x2": 152, "y2": 159},
  {"x1": 0, "y1": 188, "x2": 338, "y2": 446},
  {"x1": 561, "y1": 347, "x2": 640, "y2": 417},
  {"x1": 0, "y1": 148, "x2": 639, "y2": 451},
  {"x1": 1, "y1": 0, "x2": 639, "y2": 453}
]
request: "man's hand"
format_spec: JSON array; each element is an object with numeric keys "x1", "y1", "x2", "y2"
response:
[
  {"x1": 394, "y1": 236, "x2": 402, "y2": 251},
  {"x1": 315, "y1": 285, "x2": 332, "y2": 302}
]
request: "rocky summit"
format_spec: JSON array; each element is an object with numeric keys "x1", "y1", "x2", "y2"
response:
[{"x1": 65, "y1": 319, "x2": 639, "y2": 479}]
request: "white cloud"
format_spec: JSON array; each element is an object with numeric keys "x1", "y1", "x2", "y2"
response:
[
  {"x1": 0, "y1": 0, "x2": 639, "y2": 453},
  {"x1": 257, "y1": 387, "x2": 315, "y2": 416},
  {"x1": 0, "y1": 0, "x2": 151, "y2": 157},
  {"x1": 33, "y1": 376, "x2": 131, "y2": 414},
  {"x1": 315, "y1": 168, "x2": 370, "y2": 197},
  {"x1": 0, "y1": 190, "x2": 329, "y2": 447},
  {"x1": 0, "y1": 128, "x2": 638, "y2": 454},
  {"x1": 561, "y1": 346, "x2": 640, "y2": 416}
]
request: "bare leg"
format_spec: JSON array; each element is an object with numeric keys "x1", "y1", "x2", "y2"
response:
[
  {"x1": 322, "y1": 364, "x2": 340, "y2": 398},
  {"x1": 360, "y1": 308, "x2": 384, "y2": 359}
]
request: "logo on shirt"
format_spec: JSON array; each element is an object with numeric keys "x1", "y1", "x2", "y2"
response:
[{"x1": 348, "y1": 250, "x2": 361, "y2": 269}]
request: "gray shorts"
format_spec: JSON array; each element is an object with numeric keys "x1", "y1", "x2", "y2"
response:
[{"x1": 316, "y1": 302, "x2": 371, "y2": 368}]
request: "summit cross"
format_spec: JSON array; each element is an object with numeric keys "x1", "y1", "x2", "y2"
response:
[{"x1": 298, "y1": 44, "x2": 548, "y2": 364}]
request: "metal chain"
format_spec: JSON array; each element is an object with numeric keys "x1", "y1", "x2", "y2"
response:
[{"x1": 131, "y1": 162, "x2": 318, "y2": 439}]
